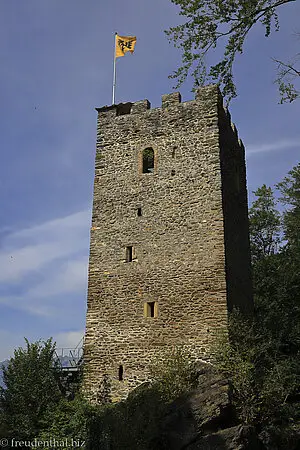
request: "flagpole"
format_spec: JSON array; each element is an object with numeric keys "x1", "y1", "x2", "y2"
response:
[{"x1": 112, "y1": 32, "x2": 117, "y2": 105}]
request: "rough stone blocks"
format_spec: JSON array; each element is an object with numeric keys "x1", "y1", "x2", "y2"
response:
[{"x1": 83, "y1": 84, "x2": 253, "y2": 403}]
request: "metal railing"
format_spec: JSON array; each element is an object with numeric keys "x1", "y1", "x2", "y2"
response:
[{"x1": 53, "y1": 336, "x2": 84, "y2": 371}]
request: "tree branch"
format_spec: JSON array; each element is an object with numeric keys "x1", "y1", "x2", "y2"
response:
[
  {"x1": 167, "y1": 0, "x2": 298, "y2": 102},
  {"x1": 196, "y1": 0, "x2": 295, "y2": 54},
  {"x1": 272, "y1": 58, "x2": 300, "y2": 76}
]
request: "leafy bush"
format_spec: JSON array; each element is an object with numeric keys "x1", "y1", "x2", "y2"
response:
[
  {"x1": 0, "y1": 338, "x2": 62, "y2": 441},
  {"x1": 87, "y1": 347, "x2": 198, "y2": 450},
  {"x1": 36, "y1": 395, "x2": 92, "y2": 448},
  {"x1": 150, "y1": 347, "x2": 198, "y2": 401},
  {"x1": 214, "y1": 309, "x2": 300, "y2": 447}
]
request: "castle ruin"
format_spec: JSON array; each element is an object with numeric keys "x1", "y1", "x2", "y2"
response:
[{"x1": 83, "y1": 84, "x2": 253, "y2": 402}]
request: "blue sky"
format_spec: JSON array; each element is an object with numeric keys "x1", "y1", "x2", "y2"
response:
[{"x1": 0, "y1": 0, "x2": 299, "y2": 360}]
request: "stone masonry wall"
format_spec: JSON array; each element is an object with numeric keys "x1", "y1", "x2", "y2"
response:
[
  {"x1": 218, "y1": 106, "x2": 253, "y2": 314},
  {"x1": 83, "y1": 85, "x2": 253, "y2": 402}
]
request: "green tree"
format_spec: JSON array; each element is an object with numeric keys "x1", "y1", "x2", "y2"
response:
[
  {"x1": 36, "y1": 395, "x2": 92, "y2": 446},
  {"x1": 277, "y1": 162, "x2": 300, "y2": 248},
  {"x1": 215, "y1": 310, "x2": 300, "y2": 447},
  {"x1": 247, "y1": 166, "x2": 300, "y2": 355},
  {"x1": 150, "y1": 347, "x2": 198, "y2": 401},
  {"x1": 0, "y1": 338, "x2": 62, "y2": 440},
  {"x1": 166, "y1": 0, "x2": 299, "y2": 103},
  {"x1": 249, "y1": 184, "x2": 281, "y2": 261},
  {"x1": 217, "y1": 165, "x2": 300, "y2": 445}
]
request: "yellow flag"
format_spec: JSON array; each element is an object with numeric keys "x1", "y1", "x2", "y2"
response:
[{"x1": 115, "y1": 34, "x2": 137, "y2": 58}]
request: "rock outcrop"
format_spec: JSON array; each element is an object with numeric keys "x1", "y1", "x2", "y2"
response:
[{"x1": 154, "y1": 363, "x2": 263, "y2": 450}]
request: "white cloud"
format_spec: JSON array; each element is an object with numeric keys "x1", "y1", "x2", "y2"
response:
[
  {"x1": 0, "y1": 209, "x2": 91, "y2": 317},
  {"x1": 54, "y1": 330, "x2": 85, "y2": 351},
  {"x1": 247, "y1": 138, "x2": 300, "y2": 155},
  {"x1": 26, "y1": 256, "x2": 88, "y2": 299},
  {"x1": 0, "y1": 210, "x2": 90, "y2": 283},
  {"x1": 5, "y1": 210, "x2": 89, "y2": 246}
]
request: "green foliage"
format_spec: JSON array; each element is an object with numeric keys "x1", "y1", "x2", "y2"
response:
[
  {"x1": 214, "y1": 311, "x2": 264, "y2": 423},
  {"x1": 277, "y1": 79, "x2": 300, "y2": 103},
  {"x1": 0, "y1": 335, "x2": 197, "y2": 449},
  {"x1": 166, "y1": 0, "x2": 298, "y2": 103},
  {"x1": 253, "y1": 250, "x2": 300, "y2": 356},
  {"x1": 1, "y1": 163, "x2": 300, "y2": 448},
  {"x1": 251, "y1": 165, "x2": 300, "y2": 357},
  {"x1": 88, "y1": 385, "x2": 168, "y2": 450},
  {"x1": 87, "y1": 348, "x2": 198, "y2": 450},
  {"x1": 215, "y1": 310, "x2": 300, "y2": 437},
  {"x1": 247, "y1": 164, "x2": 300, "y2": 357},
  {"x1": 0, "y1": 410, "x2": 10, "y2": 439},
  {"x1": 150, "y1": 347, "x2": 198, "y2": 401},
  {"x1": 276, "y1": 162, "x2": 300, "y2": 248},
  {"x1": 0, "y1": 338, "x2": 62, "y2": 440},
  {"x1": 249, "y1": 184, "x2": 281, "y2": 260},
  {"x1": 143, "y1": 147, "x2": 154, "y2": 159},
  {"x1": 36, "y1": 395, "x2": 92, "y2": 447},
  {"x1": 273, "y1": 55, "x2": 300, "y2": 103},
  {"x1": 215, "y1": 163, "x2": 300, "y2": 445}
]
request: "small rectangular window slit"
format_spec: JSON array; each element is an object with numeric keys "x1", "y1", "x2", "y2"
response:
[
  {"x1": 144, "y1": 301, "x2": 158, "y2": 318},
  {"x1": 118, "y1": 365, "x2": 123, "y2": 381},
  {"x1": 126, "y1": 246, "x2": 133, "y2": 262},
  {"x1": 137, "y1": 207, "x2": 142, "y2": 217}
]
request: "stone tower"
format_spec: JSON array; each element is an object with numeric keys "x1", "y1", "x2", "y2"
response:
[{"x1": 83, "y1": 84, "x2": 253, "y2": 402}]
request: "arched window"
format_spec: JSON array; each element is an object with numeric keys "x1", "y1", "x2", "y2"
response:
[{"x1": 142, "y1": 147, "x2": 154, "y2": 173}]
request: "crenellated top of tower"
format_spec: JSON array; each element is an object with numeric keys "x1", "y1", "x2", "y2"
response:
[
  {"x1": 95, "y1": 84, "x2": 221, "y2": 116},
  {"x1": 94, "y1": 84, "x2": 245, "y2": 150}
]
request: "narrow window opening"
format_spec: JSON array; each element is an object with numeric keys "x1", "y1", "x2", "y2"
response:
[
  {"x1": 172, "y1": 148, "x2": 176, "y2": 158},
  {"x1": 149, "y1": 302, "x2": 155, "y2": 317},
  {"x1": 144, "y1": 301, "x2": 157, "y2": 318},
  {"x1": 142, "y1": 147, "x2": 154, "y2": 173},
  {"x1": 137, "y1": 207, "x2": 142, "y2": 217},
  {"x1": 126, "y1": 246, "x2": 133, "y2": 262},
  {"x1": 171, "y1": 169, "x2": 176, "y2": 176},
  {"x1": 118, "y1": 365, "x2": 123, "y2": 381}
]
